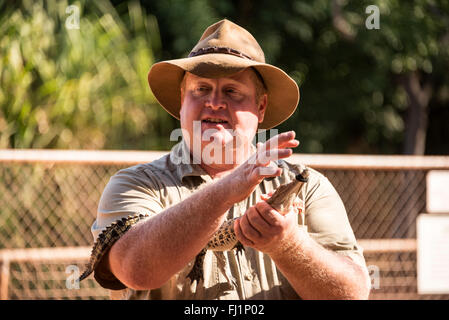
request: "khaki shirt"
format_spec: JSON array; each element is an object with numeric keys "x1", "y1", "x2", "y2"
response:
[{"x1": 91, "y1": 141, "x2": 367, "y2": 299}]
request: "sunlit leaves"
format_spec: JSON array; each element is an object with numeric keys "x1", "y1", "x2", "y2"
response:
[{"x1": 0, "y1": 0, "x2": 174, "y2": 150}]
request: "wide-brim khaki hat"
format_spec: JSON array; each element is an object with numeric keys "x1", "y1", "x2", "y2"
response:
[{"x1": 148, "y1": 19, "x2": 300, "y2": 129}]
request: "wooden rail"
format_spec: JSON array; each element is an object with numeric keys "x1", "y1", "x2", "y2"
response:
[
  {"x1": 0, "y1": 149, "x2": 448, "y2": 169},
  {"x1": 358, "y1": 239, "x2": 417, "y2": 253}
]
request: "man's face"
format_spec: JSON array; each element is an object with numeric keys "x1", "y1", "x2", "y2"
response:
[{"x1": 180, "y1": 69, "x2": 267, "y2": 164}]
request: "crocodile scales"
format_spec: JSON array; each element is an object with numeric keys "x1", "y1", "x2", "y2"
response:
[
  {"x1": 78, "y1": 213, "x2": 152, "y2": 282},
  {"x1": 79, "y1": 168, "x2": 309, "y2": 285},
  {"x1": 186, "y1": 167, "x2": 309, "y2": 283}
]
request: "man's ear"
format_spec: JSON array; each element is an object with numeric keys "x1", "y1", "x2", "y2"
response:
[
  {"x1": 258, "y1": 94, "x2": 268, "y2": 123},
  {"x1": 180, "y1": 87, "x2": 184, "y2": 106},
  {"x1": 179, "y1": 72, "x2": 188, "y2": 106}
]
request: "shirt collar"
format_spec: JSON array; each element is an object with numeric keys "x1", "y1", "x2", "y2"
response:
[
  {"x1": 169, "y1": 140, "x2": 212, "y2": 183},
  {"x1": 169, "y1": 139, "x2": 258, "y2": 183}
]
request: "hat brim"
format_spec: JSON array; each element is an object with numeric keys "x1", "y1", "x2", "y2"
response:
[{"x1": 148, "y1": 53, "x2": 300, "y2": 129}]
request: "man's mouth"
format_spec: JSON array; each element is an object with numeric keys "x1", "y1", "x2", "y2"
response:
[{"x1": 202, "y1": 118, "x2": 228, "y2": 124}]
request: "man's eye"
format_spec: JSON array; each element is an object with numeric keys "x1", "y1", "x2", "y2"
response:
[
  {"x1": 225, "y1": 88, "x2": 244, "y2": 99},
  {"x1": 194, "y1": 86, "x2": 210, "y2": 94},
  {"x1": 226, "y1": 88, "x2": 239, "y2": 95}
]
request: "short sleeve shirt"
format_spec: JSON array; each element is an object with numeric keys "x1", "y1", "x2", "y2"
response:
[{"x1": 91, "y1": 140, "x2": 367, "y2": 300}]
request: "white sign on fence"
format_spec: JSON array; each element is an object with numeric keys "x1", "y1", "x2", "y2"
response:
[
  {"x1": 426, "y1": 170, "x2": 449, "y2": 213},
  {"x1": 417, "y1": 214, "x2": 449, "y2": 294}
]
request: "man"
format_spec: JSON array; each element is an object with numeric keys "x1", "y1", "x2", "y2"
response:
[{"x1": 89, "y1": 19, "x2": 371, "y2": 299}]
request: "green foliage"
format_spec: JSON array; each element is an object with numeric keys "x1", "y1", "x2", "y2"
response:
[
  {"x1": 143, "y1": 0, "x2": 449, "y2": 154},
  {"x1": 0, "y1": 0, "x2": 175, "y2": 150},
  {"x1": 1, "y1": 0, "x2": 448, "y2": 153}
]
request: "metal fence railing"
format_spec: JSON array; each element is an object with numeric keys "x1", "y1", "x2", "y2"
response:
[{"x1": 1, "y1": 149, "x2": 449, "y2": 299}]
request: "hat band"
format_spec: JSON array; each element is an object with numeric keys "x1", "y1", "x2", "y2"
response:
[{"x1": 188, "y1": 46, "x2": 254, "y2": 61}]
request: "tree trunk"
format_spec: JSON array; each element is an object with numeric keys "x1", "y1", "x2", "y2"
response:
[
  {"x1": 398, "y1": 72, "x2": 432, "y2": 239},
  {"x1": 401, "y1": 72, "x2": 432, "y2": 155}
]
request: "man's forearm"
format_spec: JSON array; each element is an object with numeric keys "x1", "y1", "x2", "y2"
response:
[
  {"x1": 108, "y1": 180, "x2": 234, "y2": 290},
  {"x1": 106, "y1": 131, "x2": 298, "y2": 290},
  {"x1": 269, "y1": 228, "x2": 371, "y2": 300}
]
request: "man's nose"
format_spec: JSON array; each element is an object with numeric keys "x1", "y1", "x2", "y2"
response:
[{"x1": 205, "y1": 89, "x2": 226, "y2": 110}]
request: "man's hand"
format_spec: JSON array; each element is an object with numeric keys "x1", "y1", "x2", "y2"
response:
[
  {"x1": 221, "y1": 131, "x2": 299, "y2": 205},
  {"x1": 234, "y1": 194, "x2": 305, "y2": 255}
]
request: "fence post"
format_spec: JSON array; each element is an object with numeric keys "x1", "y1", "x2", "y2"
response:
[{"x1": 0, "y1": 258, "x2": 10, "y2": 300}]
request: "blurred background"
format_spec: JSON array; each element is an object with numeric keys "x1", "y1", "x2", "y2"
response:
[
  {"x1": 0, "y1": 0, "x2": 448, "y2": 300},
  {"x1": 1, "y1": 0, "x2": 448, "y2": 154}
]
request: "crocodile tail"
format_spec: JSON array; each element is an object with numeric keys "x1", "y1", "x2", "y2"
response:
[
  {"x1": 78, "y1": 213, "x2": 151, "y2": 282},
  {"x1": 78, "y1": 267, "x2": 92, "y2": 281}
]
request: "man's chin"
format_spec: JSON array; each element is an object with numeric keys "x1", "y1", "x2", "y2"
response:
[
  {"x1": 200, "y1": 138, "x2": 254, "y2": 165},
  {"x1": 201, "y1": 137, "x2": 232, "y2": 151}
]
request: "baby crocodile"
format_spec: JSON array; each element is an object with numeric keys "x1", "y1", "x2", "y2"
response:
[
  {"x1": 186, "y1": 167, "x2": 309, "y2": 284},
  {"x1": 79, "y1": 168, "x2": 309, "y2": 286}
]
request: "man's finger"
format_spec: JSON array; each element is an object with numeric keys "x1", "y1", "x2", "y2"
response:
[
  {"x1": 256, "y1": 148, "x2": 292, "y2": 166},
  {"x1": 234, "y1": 218, "x2": 254, "y2": 246},
  {"x1": 260, "y1": 191, "x2": 275, "y2": 201},
  {"x1": 260, "y1": 131, "x2": 296, "y2": 153},
  {"x1": 240, "y1": 213, "x2": 262, "y2": 242},
  {"x1": 253, "y1": 166, "x2": 282, "y2": 179},
  {"x1": 254, "y1": 201, "x2": 283, "y2": 227},
  {"x1": 247, "y1": 205, "x2": 273, "y2": 235}
]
